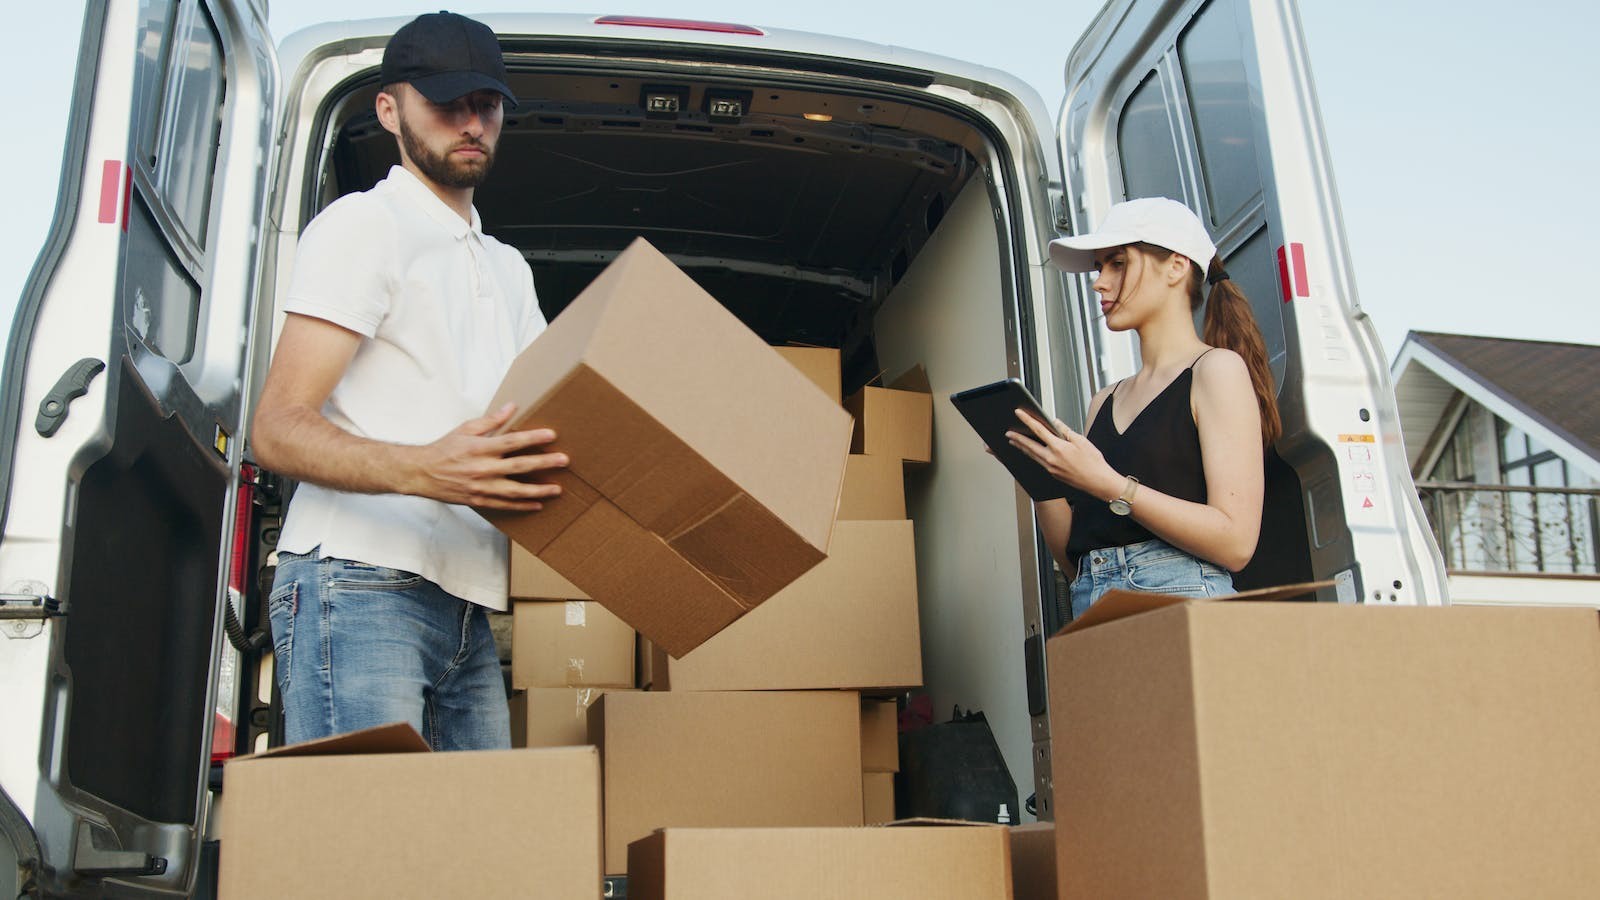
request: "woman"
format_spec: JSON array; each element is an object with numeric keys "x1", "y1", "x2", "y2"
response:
[{"x1": 1008, "y1": 197, "x2": 1281, "y2": 618}]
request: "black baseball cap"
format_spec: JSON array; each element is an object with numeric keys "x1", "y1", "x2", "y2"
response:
[{"x1": 380, "y1": 11, "x2": 517, "y2": 108}]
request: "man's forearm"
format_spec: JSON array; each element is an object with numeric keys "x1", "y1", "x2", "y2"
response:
[{"x1": 252, "y1": 404, "x2": 420, "y2": 496}]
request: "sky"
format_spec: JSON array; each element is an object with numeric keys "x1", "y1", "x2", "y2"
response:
[{"x1": 3, "y1": 1, "x2": 1597, "y2": 366}]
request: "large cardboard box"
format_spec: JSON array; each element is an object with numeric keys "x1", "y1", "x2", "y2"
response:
[
  {"x1": 837, "y1": 453, "x2": 906, "y2": 520},
  {"x1": 220, "y1": 724, "x2": 602, "y2": 898},
  {"x1": 844, "y1": 366, "x2": 932, "y2": 463},
  {"x1": 511, "y1": 599, "x2": 634, "y2": 688},
  {"x1": 482, "y1": 238, "x2": 853, "y2": 657},
  {"x1": 649, "y1": 520, "x2": 921, "y2": 691},
  {"x1": 590, "y1": 690, "x2": 863, "y2": 874},
  {"x1": 1047, "y1": 585, "x2": 1600, "y2": 899},
  {"x1": 774, "y1": 345, "x2": 842, "y2": 405},
  {"x1": 627, "y1": 824, "x2": 1012, "y2": 899},
  {"x1": 509, "y1": 544, "x2": 587, "y2": 600},
  {"x1": 511, "y1": 687, "x2": 627, "y2": 748},
  {"x1": 1008, "y1": 823, "x2": 1056, "y2": 900}
]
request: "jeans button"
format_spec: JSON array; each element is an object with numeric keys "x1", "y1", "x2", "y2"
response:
[{"x1": 1093, "y1": 556, "x2": 1105, "y2": 565}]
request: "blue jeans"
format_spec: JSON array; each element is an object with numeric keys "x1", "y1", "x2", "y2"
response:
[
  {"x1": 267, "y1": 549, "x2": 510, "y2": 750},
  {"x1": 1068, "y1": 538, "x2": 1234, "y2": 621}
]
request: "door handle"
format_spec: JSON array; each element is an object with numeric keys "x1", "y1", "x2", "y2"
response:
[{"x1": 35, "y1": 358, "x2": 105, "y2": 437}]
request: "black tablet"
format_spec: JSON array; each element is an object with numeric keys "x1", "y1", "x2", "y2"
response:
[{"x1": 949, "y1": 379, "x2": 1070, "y2": 501}]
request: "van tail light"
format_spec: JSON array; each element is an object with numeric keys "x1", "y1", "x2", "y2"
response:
[
  {"x1": 211, "y1": 465, "x2": 258, "y2": 763},
  {"x1": 594, "y1": 15, "x2": 764, "y2": 36}
]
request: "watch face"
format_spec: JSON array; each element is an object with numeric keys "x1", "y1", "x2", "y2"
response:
[{"x1": 1109, "y1": 498, "x2": 1132, "y2": 516}]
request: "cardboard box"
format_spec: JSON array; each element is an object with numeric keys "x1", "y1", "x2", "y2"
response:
[
  {"x1": 590, "y1": 690, "x2": 864, "y2": 874},
  {"x1": 861, "y1": 698, "x2": 900, "y2": 772},
  {"x1": 649, "y1": 520, "x2": 921, "y2": 691},
  {"x1": 511, "y1": 599, "x2": 634, "y2": 688},
  {"x1": 510, "y1": 544, "x2": 587, "y2": 600},
  {"x1": 1047, "y1": 585, "x2": 1600, "y2": 899},
  {"x1": 837, "y1": 453, "x2": 906, "y2": 520},
  {"x1": 863, "y1": 772, "x2": 896, "y2": 824},
  {"x1": 511, "y1": 687, "x2": 628, "y2": 748},
  {"x1": 1008, "y1": 823, "x2": 1056, "y2": 900},
  {"x1": 220, "y1": 724, "x2": 602, "y2": 898},
  {"x1": 482, "y1": 238, "x2": 853, "y2": 657},
  {"x1": 844, "y1": 366, "x2": 932, "y2": 463},
  {"x1": 774, "y1": 345, "x2": 842, "y2": 405},
  {"x1": 627, "y1": 824, "x2": 1011, "y2": 899}
]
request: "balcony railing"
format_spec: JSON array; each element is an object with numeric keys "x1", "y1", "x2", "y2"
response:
[{"x1": 1416, "y1": 481, "x2": 1600, "y2": 576}]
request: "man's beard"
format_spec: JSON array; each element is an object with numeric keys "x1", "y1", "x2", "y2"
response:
[{"x1": 398, "y1": 115, "x2": 495, "y2": 189}]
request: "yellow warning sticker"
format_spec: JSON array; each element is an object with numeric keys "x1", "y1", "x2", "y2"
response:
[
  {"x1": 1338, "y1": 433, "x2": 1376, "y2": 443},
  {"x1": 213, "y1": 427, "x2": 229, "y2": 457}
]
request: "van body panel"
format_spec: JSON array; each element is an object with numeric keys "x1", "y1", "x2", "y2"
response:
[{"x1": 0, "y1": 0, "x2": 278, "y2": 894}]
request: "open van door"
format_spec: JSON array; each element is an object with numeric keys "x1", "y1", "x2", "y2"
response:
[
  {"x1": 0, "y1": 0, "x2": 277, "y2": 894},
  {"x1": 1056, "y1": 0, "x2": 1448, "y2": 605}
]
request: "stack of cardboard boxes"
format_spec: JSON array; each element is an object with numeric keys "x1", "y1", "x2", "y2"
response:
[
  {"x1": 501, "y1": 339, "x2": 935, "y2": 880},
  {"x1": 506, "y1": 547, "x2": 634, "y2": 749},
  {"x1": 219, "y1": 238, "x2": 1600, "y2": 898}
]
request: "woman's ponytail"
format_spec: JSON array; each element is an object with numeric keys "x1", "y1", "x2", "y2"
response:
[{"x1": 1195, "y1": 257, "x2": 1282, "y2": 446}]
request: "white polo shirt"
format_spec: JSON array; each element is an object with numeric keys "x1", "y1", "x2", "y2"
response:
[{"x1": 275, "y1": 165, "x2": 546, "y2": 610}]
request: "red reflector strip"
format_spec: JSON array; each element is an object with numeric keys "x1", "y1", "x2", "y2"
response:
[
  {"x1": 594, "y1": 15, "x2": 764, "y2": 35},
  {"x1": 97, "y1": 160, "x2": 122, "y2": 225},
  {"x1": 1276, "y1": 242, "x2": 1310, "y2": 303},
  {"x1": 229, "y1": 468, "x2": 255, "y2": 594}
]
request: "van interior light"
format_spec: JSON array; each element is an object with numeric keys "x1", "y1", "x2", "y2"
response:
[
  {"x1": 642, "y1": 85, "x2": 690, "y2": 118},
  {"x1": 803, "y1": 113, "x2": 834, "y2": 122},
  {"x1": 596, "y1": 15, "x2": 765, "y2": 36}
]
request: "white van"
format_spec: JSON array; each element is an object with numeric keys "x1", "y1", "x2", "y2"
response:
[{"x1": 0, "y1": 0, "x2": 1447, "y2": 894}]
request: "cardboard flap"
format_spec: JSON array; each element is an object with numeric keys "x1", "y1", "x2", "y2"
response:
[
  {"x1": 230, "y1": 722, "x2": 430, "y2": 763},
  {"x1": 882, "y1": 817, "x2": 1003, "y2": 829},
  {"x1": 1058, "y1": 580, "x2": 1336, "y2": 636},
  {"x1": 888, "y1": 365, "x2": 931, "y2": 394}
]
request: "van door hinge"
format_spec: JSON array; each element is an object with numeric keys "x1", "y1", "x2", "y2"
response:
[
  {"x1": 35, "y1": 358, "x2": 105, "y2": 437},
  {"x1": 0, "y1": 591, "x2": 62, "y2": 639}
]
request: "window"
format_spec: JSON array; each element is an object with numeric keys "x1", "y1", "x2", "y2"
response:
[
  {"x1": 158, "y1": 7, "x2": 226, "y2": 243},
  {"x1": 125, "y1": 198, "x2": 200, "y2": 363},
  {"x1": 1178, "y1": 0, "x2": 1265, "y2": 228},
  {"x1": 1498, "y1": 422, "x2": 1597, "y2": 574},
  {"x1": 1117, "y1": 72, "x2": 1184, "y2": 204},
  {"x1": 124, "y1": 0, "x2": 228, "y2": 365}
]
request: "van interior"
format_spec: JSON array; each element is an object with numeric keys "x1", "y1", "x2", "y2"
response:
[{"x1": 298, "y1": 67, "x2": 1056, "y2": 807}]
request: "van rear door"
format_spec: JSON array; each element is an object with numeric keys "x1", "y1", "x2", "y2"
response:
[
  {"x1": 1057, "y1": 0, "x2": 1447, "y2": 604},
  {"x1": 0, "y1": 0, "x2": 276, "y2": 894}
]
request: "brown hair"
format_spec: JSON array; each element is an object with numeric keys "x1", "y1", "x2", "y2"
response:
[{"x1": 1133, "y1": 242, "x2": 1282, "y2": 446}]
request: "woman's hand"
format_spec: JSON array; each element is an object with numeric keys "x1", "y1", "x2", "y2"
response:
[{"x1": 1006, "y1": 409, "x2": 1123, "y2": 500}]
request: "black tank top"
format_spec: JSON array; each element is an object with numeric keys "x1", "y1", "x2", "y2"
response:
[{"x1": 1065, "y1": 353, "x2": 1211, "y2": 561}]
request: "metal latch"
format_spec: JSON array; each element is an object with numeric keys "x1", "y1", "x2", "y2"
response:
[{"x1": 1, "y1": 591, "x2": 62, "y2": 639}]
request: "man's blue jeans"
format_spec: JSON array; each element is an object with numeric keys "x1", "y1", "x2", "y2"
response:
[{"x1": 267, "y1": 549, "x2": 510, "y2": 750}]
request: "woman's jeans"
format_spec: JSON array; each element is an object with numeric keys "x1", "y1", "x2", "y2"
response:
[
  {"x1": 1068, "y1": 538, "x2": 1234, "y2": 621},
  {"x1": 268, "y1": 549, "x2": 511, "y2": 750}
]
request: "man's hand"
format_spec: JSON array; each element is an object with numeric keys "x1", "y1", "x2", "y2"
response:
[
  {"x1": 1006, "y1": 408, "x2": 1122, "y2": 500},
  {"x1": 401, "y1": 403, "x2": 567, "y2": 511}
]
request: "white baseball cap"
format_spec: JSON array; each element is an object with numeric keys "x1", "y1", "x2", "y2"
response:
[{"x1": 1047, "y1": 197, "x2": 1216, "y2": 273}]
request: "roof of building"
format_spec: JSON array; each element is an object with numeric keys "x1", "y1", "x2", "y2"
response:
[{"x1": 1396, "y1": 331, "x2": 1600, "y2": 472}]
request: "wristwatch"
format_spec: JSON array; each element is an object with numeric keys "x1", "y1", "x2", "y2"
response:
[{"x1": 1108, "y1": 475, "x2": 1140, "y2": 516}]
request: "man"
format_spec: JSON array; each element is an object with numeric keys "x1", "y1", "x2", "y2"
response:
[{"x1": 252, "y1": 12, "x2": 560, "y2": 750}]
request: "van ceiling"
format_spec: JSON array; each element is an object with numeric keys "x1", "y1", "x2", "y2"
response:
[{"x1": 323, "y1": 73, "x2": 979, "y2": 347}]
